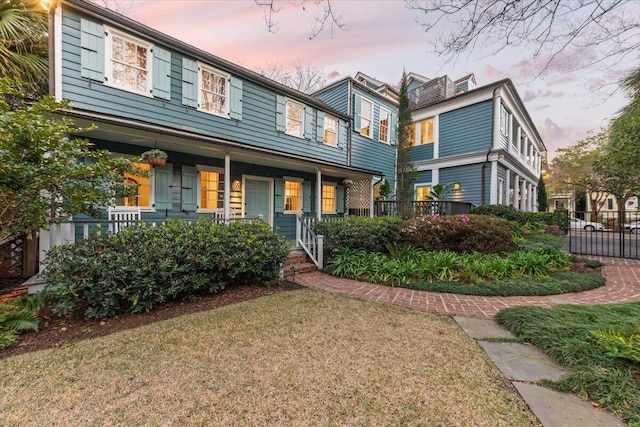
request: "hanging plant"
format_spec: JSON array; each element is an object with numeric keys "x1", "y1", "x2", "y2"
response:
[{"x1": 141, "y1": 149, "x2": 168, "y2": 167}]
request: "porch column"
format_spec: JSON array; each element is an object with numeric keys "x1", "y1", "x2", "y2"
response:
[
  {"x1": 505, "y1": 170, "x2": 511, "y2": 206},
  {"x1": 492, "y1": 95, "x2": 501, "y2": 150},
  {"x1": 516, "y1": 127, "x2": 522, "y2": 155},
  {"x1": 513, "y1": 175, "x2": 520, "y2": 208},
  {"x1": 520, "y1": 180, "x2": 527, "y2": 211},
  {"x1": 224, "y1": 154, "x2": 230, "y2": 222},
  {"x1": 489, "y1": 161, "x2": 498, "y2": 204},
  {"x1": 316, "y1": 170, "x2": 322, "y2": 221},
  {"x1": 508, "y1": 114, "x2": 513, "y2": 152},
  {"x1": 532, "y1": 185, "x2": 538, "y2": 212},
  {"x1": 528, "y1": 183, "x2": 534, "y2": 211},
  {"x1": 370, "y1": 178, "x2": 375, "y2": 217}
]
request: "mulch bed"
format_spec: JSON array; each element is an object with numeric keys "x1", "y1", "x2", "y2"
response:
[{"x1": 0, "y1": 281, "x2": 302, "y2": 360}]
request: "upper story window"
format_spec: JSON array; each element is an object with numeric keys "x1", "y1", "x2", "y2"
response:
[
  {"x1": 284, "y1": 179, "x2": 303, "y2": 213},
  {"x1": 500, "y1": 105, "x2": 509, "y2": 135},
  {"x1": 322, "y1": 183, "x2": 337, "y2": 213},
  {"x1": 199, "y1": 64, "x2": 229, "y2": 117},
  {"x1": 117, "y1": 162, "x2": 152, "y2": 208},
  {"x1": 379, "y1": 108, "x2": 390, "y2": 143},
  {"x1": 323, "y1": 115, "x2": 338, "y2": 146},
  {"x1": 415, "y1": 118, "x2": 434, "y2": 145},
  {"x1": 198, "y1": 167, "x2": 224, "y2": 211},
  {"x1": 286, "y1": 99, "x2": 304, "y2": 138},
  {"x1": 358, "y1": 97, "x2": 373, "y2": 137},
  {"x1": 105, "y1": 27, "x2": 152, "y2": 97}
]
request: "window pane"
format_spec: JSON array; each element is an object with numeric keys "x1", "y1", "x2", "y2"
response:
[
  {"x1": 200, "y1": 170, "x2": 224, "y2": 209},
  {"x1": 117, "y1": 162, "x2": 151, "y2": 208},
  {"x1": 322, "y1": 184, "x2": 336, "y2": 212},
  {"x1": 416, "y1": 186, "x2": 430, "y2": 202},
  {"x1": 285, "y1": 181, "x2": 302, "y2": 211}
]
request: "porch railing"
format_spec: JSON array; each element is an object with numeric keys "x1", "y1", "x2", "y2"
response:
[
  {"x1": 296, "y1": 215, "x2": 324, "y2": 269},
  {"x1": 374, "y1": 200, "x2": 475, "y2": 218}
]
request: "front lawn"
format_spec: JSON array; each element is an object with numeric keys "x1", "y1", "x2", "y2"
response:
[
  {"x1": 0, "y1": 290, "x2": 539, "y2": 426},
  {"x1": 495, "y1": 303, "x2": 640, "y2": 425}
]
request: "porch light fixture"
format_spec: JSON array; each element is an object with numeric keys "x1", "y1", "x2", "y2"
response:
[
  {"x1": 453, "y1": 182, "x2": 461, "y2": 191},
  {"x1": 232, "y1": 179, "x2": 242, "y2": 191},
  {"x1": 342, "y1": 179, "x2": 354, "y2": 189}
]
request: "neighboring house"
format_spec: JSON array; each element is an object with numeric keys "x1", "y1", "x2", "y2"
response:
[
  {"x1": 48, "y1": 0, "x2": 396, "y2": 243},
  {"x1": 586, "y1": 194, "x2": 638, "y2": 213},
  {"x1": 313, "y1": 74, "x2": 399, "y2": 208},
  {"x1": 406, "y1": 74, "x2": 545, "y2": 210}
]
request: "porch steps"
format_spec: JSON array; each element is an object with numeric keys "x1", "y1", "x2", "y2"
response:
[{"x1": 283, "y1": 252, "x2": 317, "y2": 279}]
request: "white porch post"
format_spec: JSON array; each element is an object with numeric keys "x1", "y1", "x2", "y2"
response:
[
  {"x1": 224, "y1": 154, "x2": 230, "y2": 223},
  {"x1": 489, "y1": 161, "x2": 498, "y2": 204},
  {"x1": 370, "y1": 178, "x2": 375, "y2": 217},
  {"x1": 532, "y1": 186, "x2": 538, "y2": 212},
  {"x1": 513, "y1": 175, "x2": 520, "y2": 208},
  {"x1": 505, "y1": 170, "x2": 511, "y2": 206},
  {"x1": 316, "y1": 170, "x2": 322, "y2": 221},
  {"x1": 520, "y1": 180, "x2": 527, "y2": 211},
  {"x1": 528, "y1": 183, "x2": 534, "y2": 211},
  {"x1": 492, "y1": 95, "x2": 501, "y2": 149},
  {"x1": 508, "y1": 114, "x2": 513, "y2": 152},
  {"x1": 516, "y1": 127, "x2": 522, "y2": 155}
]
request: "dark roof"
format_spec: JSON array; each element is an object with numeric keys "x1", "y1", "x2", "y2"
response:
[
  {"x1": 313, "y1": 76, "x2": 399, "y2": 107},
  {"x1": 63, "y1": 0, "x2": 349, "y2": 121}
]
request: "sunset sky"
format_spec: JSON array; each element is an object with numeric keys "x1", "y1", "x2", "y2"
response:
[{"x1": 104, "y1": 0, "x2": 636, "y2": 158}]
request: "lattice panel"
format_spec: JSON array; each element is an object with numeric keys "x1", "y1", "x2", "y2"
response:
[
  {"x1": 0, "y1": 236, "x2": 24, "y2": 277},
  {"x1": 347, "y1": 178, "x2": 372, "y2": 210}
]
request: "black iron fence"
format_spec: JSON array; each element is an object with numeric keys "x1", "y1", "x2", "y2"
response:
[
  {"x1": 373, "y1": 200, "x2": 475, "y2": 218},
  {"x1": 569, "y1": 211, "x2": 640, "y2": 259}
]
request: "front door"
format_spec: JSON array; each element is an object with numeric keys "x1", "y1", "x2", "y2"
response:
[{"x1": 244, "y1": 177, "x2": 272, "y2": 226}]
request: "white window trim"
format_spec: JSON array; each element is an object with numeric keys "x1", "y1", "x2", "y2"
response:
[
  {"x1": 358, "y1": 96, "x2": 374, "y2": 139},
  {"x1": 197, "y1": 62, "x2": 231, "y2": 118},
  {"x1": 378, "y1": 106, "x2": 391, "y2": 144},
  {"x1": 321, "y1": 181, "x2": 338, "y2": 214},
  {"x1": 414, "y1": 183, "x2": 432, "y2": 201},
  {"x1": 196, "y1": 165, "x2": 225, "y2": 213},
  {"x1": 104, "y1": 25, "x2": 154, "y2": 98},
  {"x1": 323, "y1": 114, "x2": 338, "y2": 147},
  {"x1": 283, "y1": 176, "x2": 304, "y2": 214},
  {"x1": 285, "y1": 98, "x2": 305, "y2": 138},
  {"x1": 113, "y1": 157, "x2": 155, "y2": 212}
]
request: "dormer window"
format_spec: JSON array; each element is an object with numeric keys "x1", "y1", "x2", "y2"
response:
[{"x1": 104, "y1": 27, "x2": 153, "y2": 97}]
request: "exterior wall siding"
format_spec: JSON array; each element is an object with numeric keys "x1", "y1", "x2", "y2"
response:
[
  {"x1": 313, "y1": 81, "x2": 349, "y2": 115},
  {"x1": 440, "y1": 163, "x2": 487, "y2": 207},
  {"x1": 438, "y1": 100, "x2": 493, "y2": 158},
  {"x1": 410, "y1": 143, "x2": 434, "y2": 162},
  {"x1": 415, "y1": 170, "x2": 432, "y2": 184},
  {"x1": 60, "y1": 9, "x2": 348, "y2": 167}
]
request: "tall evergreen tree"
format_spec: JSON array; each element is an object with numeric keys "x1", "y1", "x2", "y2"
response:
[
  {"x1": 537, "y1": 176, "x2": 547, "y2": 212},
  {"x1": 395, "y1": 71, "x2": 416, "y2": 209}
]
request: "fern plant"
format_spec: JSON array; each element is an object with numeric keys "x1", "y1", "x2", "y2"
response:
[
  {"x1": 591, "y1": 327, "x2": 640, "y2": 364},
  {"x1": 0, "y1": 296, "x2": 41, "y2": 349}
]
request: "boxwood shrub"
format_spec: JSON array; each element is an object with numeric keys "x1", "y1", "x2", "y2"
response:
[
  {"x1": 469, "y1": 205, "x2": 569, "y2": 232},
  {"x1": 42, "y1": 219, "x2": 290, "y2": 318},
  {"x1": 313, "y1": 216, "x2": 403, "y2": 261},
  {"x1": 400, "y1": 214, "x2": 517, "y2": 254}
]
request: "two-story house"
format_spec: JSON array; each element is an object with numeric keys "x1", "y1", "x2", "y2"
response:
[
  {"x1": 313, "y1": 73, "x2": 399, "y2": 209},
  {"x1": 407, "y1": 74, "x2": 545, "y2": 211},
  {"x1": 48, "y1": 0, "x2": 400, "y2": 244}
]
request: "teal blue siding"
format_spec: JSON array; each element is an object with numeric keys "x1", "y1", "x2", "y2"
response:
[
  {"x1": 408, "y1": 79, "x2": 426, "y2": 93},
  {"x1": 439, "y1": 100, "x2": 492, "y2": 158},
  {"x1": 410, "y1": 143, "x2": 434, "y2": 162},
  {"x1": 416, "y1": 170, "x2": 432, "y2": 184},
  {"x1": 61, "y1": 9, "x2": 348, "y2": 167},
  {"x1": 440, "y1": 163, "x2": 488, "y2": 206},
  {"x1": 314, "y1": 81, "x2": 349, "y2": 115},
  {"x1": 456, "y1": 81, "x2": 469, "y2": 92}
]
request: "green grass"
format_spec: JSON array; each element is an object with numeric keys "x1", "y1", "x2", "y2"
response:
[
  {"x1": 404, "y1": 272, "x2": 604, "y2": 296},
  {"x1": 517, "y1": 233, "x2": 567, "y2": 251},
  {"x1": 495, "y1": 303, "x2": 640, "y2": 425}
]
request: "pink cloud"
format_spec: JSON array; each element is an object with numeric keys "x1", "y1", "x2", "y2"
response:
[
  {"x1": 482, "y1": 64, "x2": 507, "y2": 78},
  {"x1": 326, "y1": 70, "x2": 340, "y2": 79},
  {"x1": 521, "y1": 89, "x2": 564, "y2": 102}
]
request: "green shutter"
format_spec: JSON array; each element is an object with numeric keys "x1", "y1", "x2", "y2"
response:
[
  {"x1": 181, "y1": 58, "x2": 198, "y2": 107},
  {"x1": 274, "y1": 178, "x2": 284, "y2": 213},
  {"x1": 80, "y1": 19, "x2": 104, "y2": 82},
  {"x1": 229, "y1": 76, "x2": 243, "y2": 120},
  {"x1": 303, "y1": 181, "x2": 312, "y2": 214},
  {"x1": 154, "y1": 163, "x2": 173, "y2": 210},
  {"x1": 338, "y1": 120, "x2": 347, "y2": 148},
  {"x1": 336, "y1": 185, "x2": 344, "y2": 214},
  {"x1": 304, "y1": 106, "x2": 314, "y2": 139},
  {"x1": 181, "y1": 166, "x2": 197, "y2": 211},
  {"x1": 390, "y1": 112, "x2": 398, "y2": 145},
  {"x1": 152, "y1": 46, "x2": 171, "y2": 100},
  {"x1": 275, "y1": 95, "x2": 286, "y2": 132},
  {"x1": 353, "y1": 95, "x2": 361, "y2": 133},
  {"x1": 316, "y1": 111, "x2": 325, "y2": 143}
]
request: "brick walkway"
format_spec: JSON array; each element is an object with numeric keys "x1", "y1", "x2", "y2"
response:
[{"x1": 293, "y1": 256, "x2": 640, "y2": 319}]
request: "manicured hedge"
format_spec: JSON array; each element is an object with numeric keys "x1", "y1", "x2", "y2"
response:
[
  {"x1": 469, "y1": 205, "x2": 569, "y2": 231},
  {"x1": 43, "y1": 219, "x2": 290, "y2": 318},
  {"x1": 313, "y1": 216, "x2": 404, "y2": 260}
]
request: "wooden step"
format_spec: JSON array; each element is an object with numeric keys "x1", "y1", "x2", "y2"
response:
[{"x1": 283, "y1": 262, "x2": 317, "y2": 277}]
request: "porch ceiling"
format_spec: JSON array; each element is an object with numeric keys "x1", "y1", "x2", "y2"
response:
[{"x1": 65, "y1": 111, "x2": 378, "y2": 181}]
